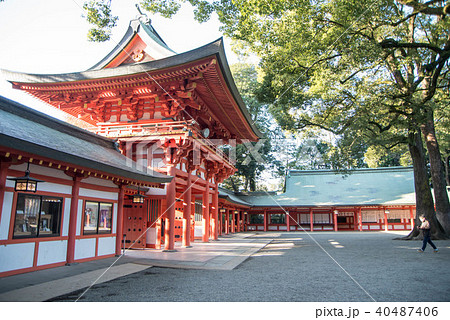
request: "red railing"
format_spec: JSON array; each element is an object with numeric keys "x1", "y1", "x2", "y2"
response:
[{"x1": 94, "y1": 120, "x2": 233, "y2": 164}]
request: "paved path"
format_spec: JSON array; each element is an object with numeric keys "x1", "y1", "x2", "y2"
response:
[
  {"x1": 0, "y1": 231, "x2": 449, "y2": 302},
  {"x1": 0, "y1": 232, "x2": 269, "y2": 301}
]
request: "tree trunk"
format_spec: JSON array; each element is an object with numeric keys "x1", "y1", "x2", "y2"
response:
[
  {"x1": 420, "y1": 110, "x2": 450, "y2": 235},
  {"x1": 445, "y1": 155, "x2": 450, "y2": 187},
  {"x1": 399, "y1": 130, "x2": 447, "y2": 240}
]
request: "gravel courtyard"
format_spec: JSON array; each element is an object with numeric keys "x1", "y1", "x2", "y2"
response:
[{"x1": 50, "y1": 232, "x2": 450, "y2": 302}]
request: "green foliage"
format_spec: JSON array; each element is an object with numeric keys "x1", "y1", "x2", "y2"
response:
[
  {"x1": 83, "y1": 0, "x2": 118, "y2": 42},
  {"x1": 221, "y1": 63, "x2": 276, "y2": 192},
  {"x1": 140, "y1": 0, "x2": 182, "y2": 19}
]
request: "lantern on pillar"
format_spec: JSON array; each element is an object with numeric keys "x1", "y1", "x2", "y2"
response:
[
  {"x1": 8, "y1": 162, "x2": 44, "y2": 192},
  {"x1": 132, "y1": 186, "x2": 145, "y2": 204}
]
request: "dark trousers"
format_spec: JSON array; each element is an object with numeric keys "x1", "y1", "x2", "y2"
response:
[{"x1": 422, "y1": 233, "x2": 437, "y2": 251}]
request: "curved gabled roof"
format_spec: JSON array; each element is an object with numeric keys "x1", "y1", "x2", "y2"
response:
[
  {"x1": 3, "y1": 38, "x2": 263, "y2": 141},
  {"x1": 89, "y1": 17, "x2": 176, "y2": 70}
]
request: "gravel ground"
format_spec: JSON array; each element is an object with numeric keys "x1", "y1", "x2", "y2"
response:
[{"x1": 49, "y1": 232, "x2": 450, "y2": 302}]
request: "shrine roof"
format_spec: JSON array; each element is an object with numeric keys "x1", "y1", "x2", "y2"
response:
[
  {"x1": 2, "y1": 38, "x2": 263, "y2": 140},
  {"x1": 0, "y1": 95, "x2": 172, "y2": 185},
  {"x1": 89, "y1": 17, "x2": 176, "y2": 70},
  {"x1": 232, "y1": 167, "x2": 416, "y2": 207},
  {"x1": 219, "y1": 187, "x2": 251, "y2": 207}
]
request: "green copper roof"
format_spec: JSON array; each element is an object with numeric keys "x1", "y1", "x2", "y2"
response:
[{"x1": 235, "y1": 167, "x2": 416, "y2": 207}]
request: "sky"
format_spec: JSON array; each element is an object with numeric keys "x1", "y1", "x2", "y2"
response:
[
  {"x1": 0, "y1": 0, "x2": 239, "y2": 119},
  {"x1": 0, "y1": 0, "x2": 283, "y2": 190}
]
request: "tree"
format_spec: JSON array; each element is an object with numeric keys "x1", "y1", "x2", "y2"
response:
[
  {"x1": 221, "y1": 63, "x2": 276, "y2": 192},
  {"x1": 83, "y1": 1, "x2": 450, "y2": 237}
]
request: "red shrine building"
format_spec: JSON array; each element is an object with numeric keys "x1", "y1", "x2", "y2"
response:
[{"x1": 0, "y1": 16, "x2": 417, "y2": 277}]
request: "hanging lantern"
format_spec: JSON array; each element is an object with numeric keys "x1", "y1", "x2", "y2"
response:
[
  {"x1": 7, "y1": 162, "x2": 44, "y2": 193},
  {"x1": 132, "y1": 186, "x2": 145, "y2": 203},
  {"x1": 219, "y1": 208, "x2": 226, "y2": 213}
]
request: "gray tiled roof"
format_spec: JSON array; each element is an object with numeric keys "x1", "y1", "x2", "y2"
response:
[
  {"x1": 218, "y1": 187, "x2": 251, "y2": 207},
  {"x1": 0, "y1": 95, "x2": 172, "y2": 184}
]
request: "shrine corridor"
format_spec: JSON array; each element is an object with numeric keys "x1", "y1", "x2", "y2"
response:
[{"x1": 48, "y1": 232, "x2": 449, "y2": 302}]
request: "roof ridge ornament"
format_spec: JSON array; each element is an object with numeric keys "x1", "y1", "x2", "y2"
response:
[{"x1": 135, "y1": 4, "x2": 151, "y2": 25}]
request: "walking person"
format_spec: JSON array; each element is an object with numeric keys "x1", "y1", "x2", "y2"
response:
[{"x1": 417, "y1": 215, "x2": 438, "y2": 253}]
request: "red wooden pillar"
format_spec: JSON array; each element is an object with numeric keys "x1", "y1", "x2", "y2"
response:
[
  {"x1": 190, "y1": 200, "x2": 195, "y2": 242},
  {"x1": 0, "y1": 161, "x2": 11, "y2": 226},
  {"x1": 225, "y1": 208, "x2": 229, "y2": 234},
  {"x1": 244, "y1": 211, "x2": 248, "y2": 231},
  {"x1": 309, "y1": 208, "x2": 314, "y2": 232},
  {"x1": 333, "y1": 209, "x2": 338, "y2": 232},
  {"x1": 353, "y1": 209, "x2": 358, "y2": 231},
  {"x1": 263, "y1": 210, "x2": 267, "y2": 231},
  {"x1": 212, "y1": 182, "x2": 219, "y2": 240},
  {"x1": 358, "y1": 207, "x2": 362, "y2": 231},
  {"x1": 182, "y1": 171, "x2": 192, "y2": 247},
  {"x1": 286, "y1": 211, "x2": 290, "y2": 232},
  {"x1": 409, "y1": 206, "x2": 415, "y2": 230},
  {"x1": 115, "y1": 184, "x2": 125, "y2": 256},
  {"x1": 218, "y1": 208, "x2": 222, "y2": 236},
  {"x1": 164, "y1": 165, "x2": 176, "y2": 251},
  {"x1": 384, "y1": 208, "x2": 389, "y2": 232},
  {"x1": 155, "y1": 218, "x2": 162, "y2": 249},
  {"x1": 66, "y1": 175, "x2": 82, "y2": 264},
  {"x1": 231, "y1": 209, "x2": 235, "y2": 233},
  {"x1": 236, "y1": 210, "x2": 241, "y2": 232},
  {"x1": 202, "y1": 180, "x2": 210, "y2": 242}
]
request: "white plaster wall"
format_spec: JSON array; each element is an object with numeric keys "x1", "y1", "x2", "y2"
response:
[
  {"x1": 36, "y1": 182, "x2": 72, "y2": 195},
  {"x1": 5, "y1": 178, "x2": 15, "y2": 188},
  {"x1": 37, "y1": 240, "x2": 67, "y2": 266},
  {"x1": 62, "y1": 198, "x2": 71, "y2": 237},
  {"x1": 0, "y1": 242, "x2": 35, "y2": 273},
  {"x1": 74, "y1": 238, "x2": 96, "y2": 260},
  {"x1": 76, "y1": 199, "x2": 83, "y2": 236},
  {"x1": 79, "y1": 188, "x2": 118, "y2": 201},
  {"x1": 10, "y1": 163, "x2": 72, "y2": 181},
  {"x1": 279, "y1": 226, "x2": 287, "y2": 231},
  {"x1": 146, "y1": 186, "x2": 166, "y2": 196},
  {"x1": 83, "y1": 177, "x2": 118, "y2": 188},
  {"x1": 194, "y1": 225, "x2": 202, "y2": 237},
  {"x1": 97, "y1": 237, "x2": 115, "y2": 256},
  {"x1": 146, "y1": 228, "x2": 157, "y2": 244},
  {"x1": 0, "y1": 191, "x2": 13, "y2": 240},
  {"x1": 112, "y1": 204, "x2": 118, "y2": 234}
]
